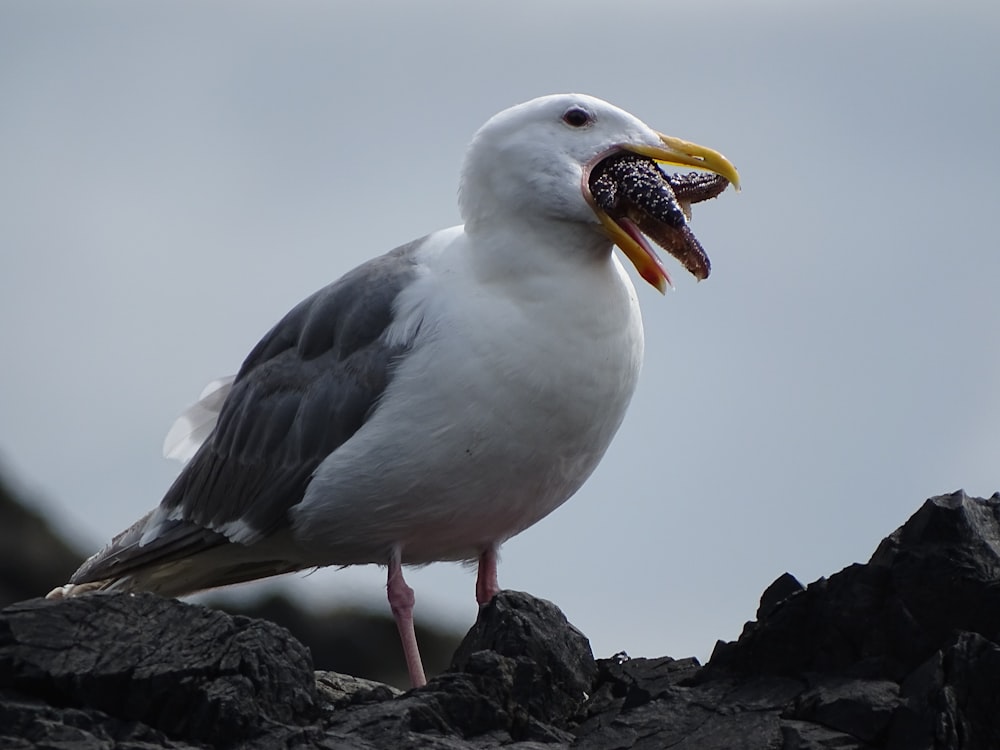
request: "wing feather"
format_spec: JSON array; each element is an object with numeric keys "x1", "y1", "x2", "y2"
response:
[{"x1": 70, "y1": 239, "x2": 425, "y2": 587}]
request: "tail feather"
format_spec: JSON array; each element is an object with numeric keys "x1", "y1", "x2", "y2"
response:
[
  {"x1": 47, "y1": 508, "x2": 308, "y2": 600},
  {"x1": 67, "y1": 508, "x2": 224, "y2": 586}
]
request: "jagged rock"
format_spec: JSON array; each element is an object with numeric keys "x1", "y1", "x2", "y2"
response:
[
  {"x1": 0, "y1": 592, "x2": 318, "y2": 745},
  {"x1": 706, "y1": 491, "x2": 1000, "y2": 685},
  {"x1": 2, "y1": 490, "x2": 1000, "y2": 749},
  {"x1": 757, "y1": 571, "x2": 805, "y2": 620},
  {"x1": 451, "y1": 590, "x2": 597, "y2": 726}
]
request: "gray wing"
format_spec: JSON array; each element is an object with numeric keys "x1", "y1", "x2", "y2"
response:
[{"x1": 71, "y1": 239, "x2": 424, "y2": 586}]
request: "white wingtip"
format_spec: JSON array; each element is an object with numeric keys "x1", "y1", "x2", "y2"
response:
[{"x1": 163, "y1": 376, "x2": 235, "y2": 463}]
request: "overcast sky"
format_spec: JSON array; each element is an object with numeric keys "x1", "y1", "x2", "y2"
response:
[{"x1": 2, "y1": 1, "x2": 998, "y2": 663}]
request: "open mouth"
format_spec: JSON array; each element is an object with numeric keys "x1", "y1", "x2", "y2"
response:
[{"x1": 586, "y1": 151, "x2": 731, "y2": 287}]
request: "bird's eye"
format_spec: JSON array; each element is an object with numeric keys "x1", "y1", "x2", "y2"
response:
[{"x1": 561, "y1": 107, "x2": 592, "y2": 128}]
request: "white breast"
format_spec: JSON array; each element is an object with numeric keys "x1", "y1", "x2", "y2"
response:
[{"x1": 292, "y1": 225, "x2": 645, "y2": 566}]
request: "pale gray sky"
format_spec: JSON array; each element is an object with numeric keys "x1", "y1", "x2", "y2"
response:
[{"x1": 2, "y1": 1, "x2": 998, "y2": 661}]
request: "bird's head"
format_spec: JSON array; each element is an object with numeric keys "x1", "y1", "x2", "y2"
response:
[{"x1": 459, "y1": 93, "x2": 739, "y2": 292}]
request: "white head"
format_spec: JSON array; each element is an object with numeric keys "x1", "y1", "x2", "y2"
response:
[
  {"x1": 457, "y1": 94, "x2": 739, "y2": 291},
  {"x1": 459, "y1": 94, "x2": 658, "y2": 226}
]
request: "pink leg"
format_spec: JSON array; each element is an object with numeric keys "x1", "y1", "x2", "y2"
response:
[
  {"x1": 387, "y1": 552, "x2": 427, "y2": 688},
  {"x1": 476, "y1": 544, "x2": 500, "y2": 607}
]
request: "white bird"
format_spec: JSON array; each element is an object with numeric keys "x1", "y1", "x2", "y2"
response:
[{"x1": 48, "y1": 94, "x2": 738, "y2": 688}]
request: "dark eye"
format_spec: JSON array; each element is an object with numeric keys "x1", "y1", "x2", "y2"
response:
[{"x1": 562, "y1": 107, "x2": 592, "y2": 128}]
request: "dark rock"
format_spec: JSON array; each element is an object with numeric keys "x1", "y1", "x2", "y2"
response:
[
  {"x1": 707, "y1": 491, "x2": 1000, "y2": 685},
  {"x1": 780, "y1": 720, "x2": 868, "y2": 749},
  {"x1": 2, "y1": 490, "x2": 1000, "y2": 749},
  {"x1": 450, "y1": 589, "x2": 597, "y2": 726},
  {"x1": 788, "y1": 679, "x2": 900, "y2": 743},
  {"x1": 888, "y1": 631, "x2": 1000, "y2": 750},
  {"x1": 0, "y1": 592, "x2": 318, "y2": 745},
  {"x1": 757, "y1": 571, "x2": 806, "y2": 619},
  {"x1": 868, "y1": 491, "x2": 1000, "y2": 645}
]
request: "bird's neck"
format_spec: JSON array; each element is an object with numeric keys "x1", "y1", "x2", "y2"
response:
[{"x1": 462, "y1": 213, "x2": 614, "y2": 289}]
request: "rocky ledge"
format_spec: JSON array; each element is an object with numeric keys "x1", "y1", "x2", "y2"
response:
[{"x1": 2, "y1": 490, "x2": 999, "y2": 749}]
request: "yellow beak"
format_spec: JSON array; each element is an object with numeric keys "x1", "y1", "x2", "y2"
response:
[
  {"x1": 597, "y1": 133, "x2": 739, "y2": 293},
  {"x1": 629, "y1": 133, "x2": 740, "y2": 190}
]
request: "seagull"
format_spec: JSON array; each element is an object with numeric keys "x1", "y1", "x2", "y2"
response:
[{"x1": 48, "y1": 94, "x2": 738, "y2": 688}]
